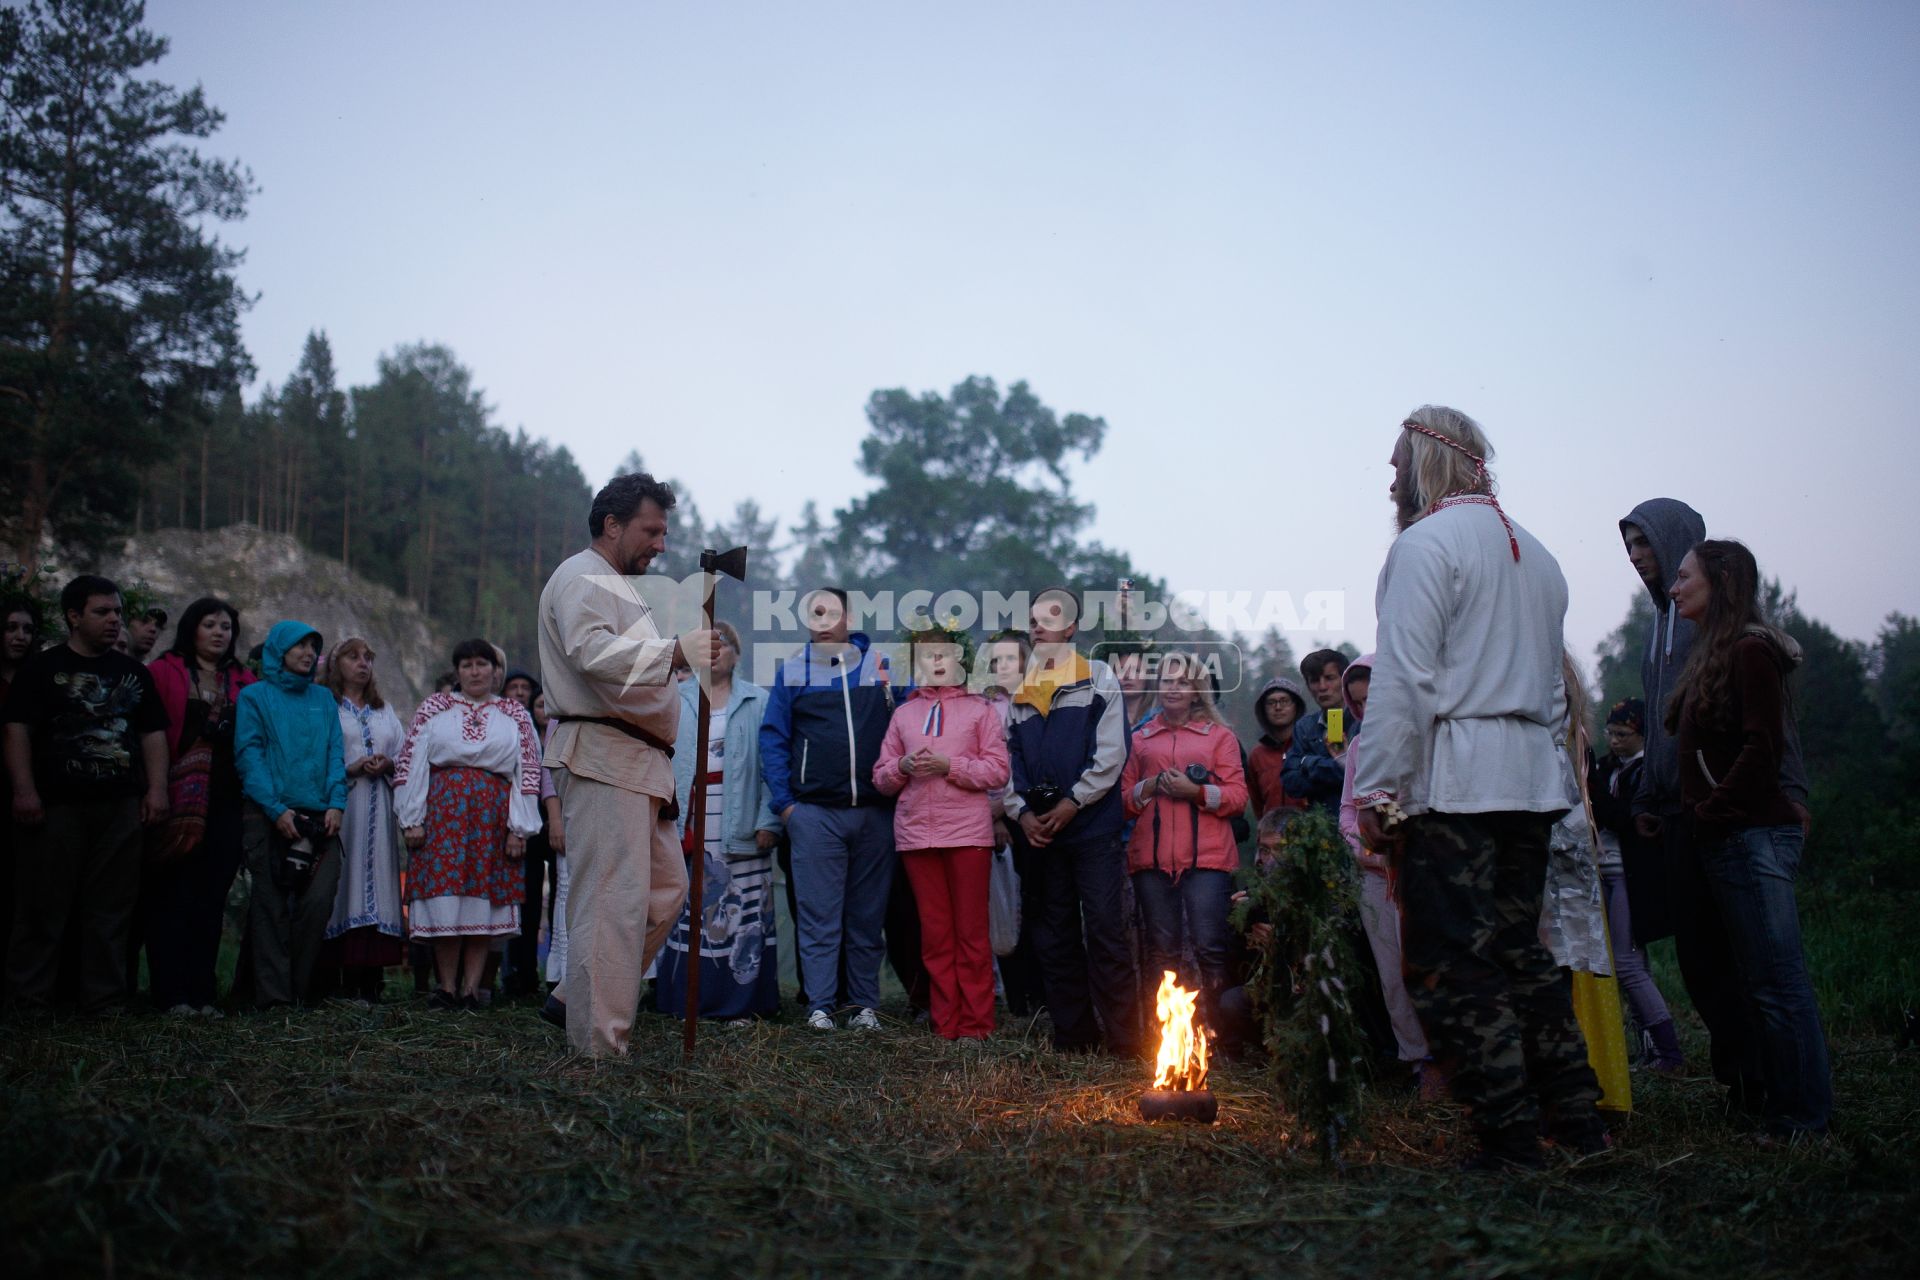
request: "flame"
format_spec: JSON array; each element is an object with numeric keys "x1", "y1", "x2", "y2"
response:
[{"x1": 1151, "y1": 970, "x2": 1209, "y2": 1091}]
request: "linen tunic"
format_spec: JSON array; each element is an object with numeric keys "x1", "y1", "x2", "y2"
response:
[
  {"x1": 326, "y1": 698, "x2": 407, "y2": 942},
  {"x1": 1351, "y1": 496, "x2": 1571, "y2": 818}
]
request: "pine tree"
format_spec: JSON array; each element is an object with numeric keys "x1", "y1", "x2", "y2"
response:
[{"x1": 1, "y1": 0, "x2": 254, "y2": 554}]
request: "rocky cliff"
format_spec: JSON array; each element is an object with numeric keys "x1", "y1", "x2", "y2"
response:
[{"x1": 99, "y1": 526, "x2": 450, "y2": 712}]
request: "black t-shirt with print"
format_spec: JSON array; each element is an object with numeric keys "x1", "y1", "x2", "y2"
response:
[{"x1": 2, "y1": 645, "x2": 168, "y2": 805}]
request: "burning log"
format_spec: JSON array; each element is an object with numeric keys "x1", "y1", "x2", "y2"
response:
[{"x1": 1138, "y1": 971, "x2": 1217, "y2": 1124}]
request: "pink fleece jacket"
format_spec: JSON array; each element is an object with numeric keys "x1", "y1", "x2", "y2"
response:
[
  {"x1": 1121, "y1": 715, "x2": 1249, "y2": 878},
  {"x1": 149, "y1": 651, "x2": 257, "y2": 760},
  {"x1": 873, "y1": 685, "x2": 1010, "y2": 851}
]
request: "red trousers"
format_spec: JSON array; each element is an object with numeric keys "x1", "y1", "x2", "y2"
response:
[{"x1": 900, "y1": 846, "x2": 995, "y2": 1039}]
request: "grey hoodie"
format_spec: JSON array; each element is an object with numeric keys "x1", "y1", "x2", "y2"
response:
[{"x1": 1619, "y1": 498, "x2": 1808, "y2": 817}]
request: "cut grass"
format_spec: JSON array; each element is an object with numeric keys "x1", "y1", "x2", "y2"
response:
[{"x1": 3, "y1": 995, "x2": 1917, "y2": 1279}]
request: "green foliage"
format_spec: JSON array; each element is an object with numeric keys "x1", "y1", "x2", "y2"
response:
[
  {"x1": 1, "y1": 0, "x2": 254, "y2": 554},
  {"x1": 1871, "y1": 613, "x2": 1920, "y2": 780},
  {"x1": 6, "y1": 1002, "x2": 1917, "y2": 1279},
  {"x1": 0, "y1": 559, "x2": 58, "y2": 639},
  {"x1": 1591, "y1": 588, "x2": 1653, "y2": 719},
  {"x1": 1232, "y1": 809, "x2": 1371, "y2": 1164},
  {"x1": 826, "y1": 376, "x2": 1159, "y2": 611}
]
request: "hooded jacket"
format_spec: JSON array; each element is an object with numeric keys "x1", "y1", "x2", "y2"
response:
[
  {"x1": 1620, "y1": 498, "x2": 1706, "y2": 817},
  {"x1": 872, "y1": 685, "x2": 1010, "y2": 850},
  {"x1": 1247, "y1": 676, "x2": 1309, "y2": 819},
  {"x1": 234, "y1": 620, "x2": 348, "y2": 820},
  {"x1": 1336, "y1": 654, "x2": 1376, "y2": 859},
  {"x1": 1620, "y1": 498, "x2": 1808, "y2": 817},
  {"x1": 759, "y1": 632, "x2": 898, "y2": 814},
  {"x1": 1677, "y1": 628, "x2": 1806, "y2": 842},
  {"x1": 1120, "y1": 714, "x2": 1248, "y2": 878}
]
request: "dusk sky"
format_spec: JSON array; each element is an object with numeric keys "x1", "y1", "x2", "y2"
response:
[{"x1": 145, "y1": 1, "x2": 1920, "y2": 664}]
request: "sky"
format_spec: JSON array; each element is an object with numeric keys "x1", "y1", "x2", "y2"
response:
[{"x1": 142, "y1": 0, "x2": 1920, "y2": 664}]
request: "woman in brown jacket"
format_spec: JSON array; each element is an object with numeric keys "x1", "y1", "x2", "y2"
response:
[{"x1": 1667, "y1": 539, "x2": 1831, "y2": 1138}]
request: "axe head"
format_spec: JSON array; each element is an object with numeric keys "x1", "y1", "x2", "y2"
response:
[{"x1": 701, "y1": 546, "x2": 749, "y2": 582}]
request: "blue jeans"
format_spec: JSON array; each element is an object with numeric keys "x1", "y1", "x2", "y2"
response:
[
  {"x1": 1132, "y1": 868, "x2": 1234, "y2": 1010},
  {"x1": 1699, "y1": 824, "x2": 1832, "y2": 1133},
  {"x1": 787, "y1": 804, "x2": 895, "y2": 1013}
]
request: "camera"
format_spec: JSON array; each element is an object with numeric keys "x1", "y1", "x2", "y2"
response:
[
  {"x1": 277, "y1": 810, "x2": 329, "y2": 894},
  {"x1": 1183, "y1": 763, "x2": 1212, "y2": 786},
  {"x1": 1021, "y1": 783, "x2": 1065, "y2": 814}
]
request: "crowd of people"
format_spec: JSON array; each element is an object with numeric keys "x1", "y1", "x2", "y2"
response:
[{"x1": 0, "y1": 407, "x2": 1835, "y2": 1167}]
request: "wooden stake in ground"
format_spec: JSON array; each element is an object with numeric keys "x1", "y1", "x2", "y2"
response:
[{"x1": 684, "y1": 546, "x2": 749, "y2": 1059}]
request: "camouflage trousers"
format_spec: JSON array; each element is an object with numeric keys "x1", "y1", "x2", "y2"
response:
[{"x1": 1397, "y1": 811, "x2": 1602, "y2": 1140}]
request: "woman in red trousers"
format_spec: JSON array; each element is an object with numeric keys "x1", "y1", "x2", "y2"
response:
[{"x1": 873, "y1": 625, "x2": 1009, "y2": 1040}]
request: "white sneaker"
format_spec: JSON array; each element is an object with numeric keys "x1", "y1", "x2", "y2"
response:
[
  {"x1": 806, "y1": 1009, "x2": 835, "y2": 1031},
  {"x1": 850, "y1": 1007, "x2": 882, "y2": 1031}
]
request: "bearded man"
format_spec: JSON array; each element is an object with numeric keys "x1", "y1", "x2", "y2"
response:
[{"x1": 1353, "y1": 405, "x2": 1605, "y2": 1170}]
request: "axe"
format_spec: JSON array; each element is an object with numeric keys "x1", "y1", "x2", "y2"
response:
[{"x1": 684, "y1": 545, "x2": 749, "y2": 1058}]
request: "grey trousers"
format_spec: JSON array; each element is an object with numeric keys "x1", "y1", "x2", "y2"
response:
[{"x1": 241, "y1": 803, "x2": 342, "y2": 1007}]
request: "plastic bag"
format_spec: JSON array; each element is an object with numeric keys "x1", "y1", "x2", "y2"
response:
[{"x1": 988, "y1": 844, "x2": 1021, "y2": 957}]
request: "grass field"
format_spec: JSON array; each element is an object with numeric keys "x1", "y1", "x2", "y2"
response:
[{"x1": 4, "y1": 867, "x2": 1918, "y2": 1278}]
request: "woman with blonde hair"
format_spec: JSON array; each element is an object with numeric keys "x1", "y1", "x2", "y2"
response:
[
  {"x1": 1119, "y1": 651, "x2": 1248, "y2": 1034},
  {"x1": 321, "y1": 638, "x2": 407, "y2": 1002}
]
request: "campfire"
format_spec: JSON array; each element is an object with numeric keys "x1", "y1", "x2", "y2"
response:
[{"x1": 1138, "y1": 970, "x2": 1217, "y2": 1123}]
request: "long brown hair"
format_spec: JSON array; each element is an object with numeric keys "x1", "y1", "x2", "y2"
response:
[
  {"x1": 1663, "y1": 539, "x2": 1785, "y2": 731},
  {"x1": 326, "y1": 637, "x2": 386, "y2": 710}
]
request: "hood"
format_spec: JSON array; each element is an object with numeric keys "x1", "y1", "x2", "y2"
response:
[
  {"x1": 1745, "y1": 624, "x2": 1804, "y2": 673},
  {"x1": 1253, "y1": 676, "x2": 1309, "y2": 735},
  {"x1": 809, "y1": 630, "x2": 870, "y2": 672},
  {"x1": 1342, "y1": 652, "x2": 1375, "y2": 723},
  {"x1": 1620, "y1": 498, "x2": 1705, "y2": 608},
  {"x1": 262, "y1": 619, "x2": 323, "y2": 694}
]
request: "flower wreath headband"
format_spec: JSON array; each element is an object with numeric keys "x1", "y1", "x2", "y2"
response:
[{"x1": 1400, "y1": 419, "x2": 1520, "y2": 563}]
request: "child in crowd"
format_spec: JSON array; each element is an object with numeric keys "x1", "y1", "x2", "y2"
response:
[{"x1": 873, "y1": 625, "x2": 1009, "y2": 1040}]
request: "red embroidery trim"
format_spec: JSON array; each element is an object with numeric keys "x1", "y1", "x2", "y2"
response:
[
  {"x1": 392, "y1": 692, "x2": 543, "y2": 796},
  {"x1": 1401, "y1": 420, "x2": 1520, "y2": 562}
]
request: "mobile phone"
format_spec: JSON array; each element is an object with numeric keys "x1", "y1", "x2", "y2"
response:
[{"x1": 1326, "y1": 708, "x2": 1345, "y2": 746}]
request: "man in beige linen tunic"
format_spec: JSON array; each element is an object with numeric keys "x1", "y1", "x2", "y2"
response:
[{"x1": 539, "y1": 474, "x2": 715, "y2": 1056}]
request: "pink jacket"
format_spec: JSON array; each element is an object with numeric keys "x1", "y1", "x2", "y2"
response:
[
  {"x1": 873, "y1": 686, "x2": 1010, "y2": 851},
  {"x1": 1336, "y1": 654, "x2": 1386, "y2": 872},
  {"x1": 1121, "y1": 715, "x2": 1249, "y2": 878},
  {"x1": 149, "y1": 651, "x2": 257, "y2": 760}
]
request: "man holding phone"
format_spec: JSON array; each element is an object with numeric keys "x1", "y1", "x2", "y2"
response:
[{"x1": 1281, "y1": 648, "x2": 1351, "y2": 812}]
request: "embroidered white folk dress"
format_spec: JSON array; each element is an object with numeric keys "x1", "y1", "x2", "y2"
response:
[
  {"x1": 326, "y1": 698, "x2": 407, "y2": 943},
  {"x1": 394, "y1": 693, "x2": 544, "y2": 938}
]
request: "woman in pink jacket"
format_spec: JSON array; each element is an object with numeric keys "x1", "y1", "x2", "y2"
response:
[
  {"x1": 1120, "y1": 651, "x2": 1248, "y2": 1021},
  {"x1": 873, "y1": 626, "x2": 1009, "y2": 1040}
]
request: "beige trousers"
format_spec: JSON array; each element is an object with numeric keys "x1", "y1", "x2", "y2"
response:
[{"x1": 554, "y1": 768, "x2": 688, "y2": 1056}]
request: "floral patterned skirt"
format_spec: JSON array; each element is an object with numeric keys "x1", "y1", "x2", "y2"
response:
[{"x1": 410, "y1": 766, "x2": 525, "y2": 910}]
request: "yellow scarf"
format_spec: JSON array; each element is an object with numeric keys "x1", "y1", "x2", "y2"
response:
[{"x1": 1014, "y1": 651, "x2": 1091, "y2": 717}]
